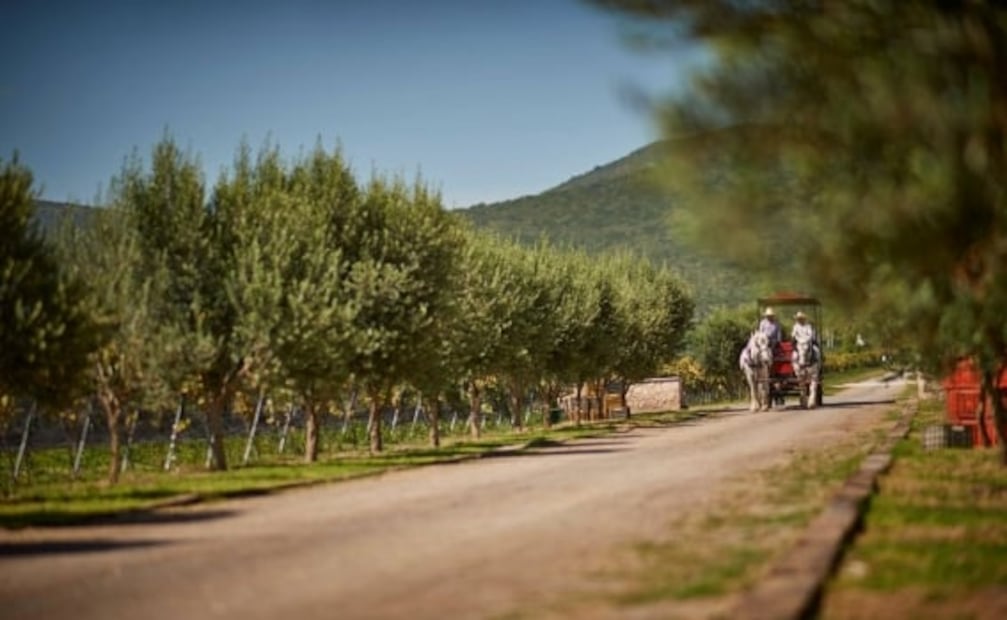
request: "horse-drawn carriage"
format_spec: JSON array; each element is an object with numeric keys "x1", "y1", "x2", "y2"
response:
[
  {"x1": 759, "y1": 294, "x2": 824, "y2": 409},
  {"x1": 741, "y1": 294, "x2": 824, "y2": 410}
]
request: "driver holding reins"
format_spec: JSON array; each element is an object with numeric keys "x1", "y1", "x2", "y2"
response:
[{"x1": 758, "y1": 307, "x2": 783, "y2": 349}]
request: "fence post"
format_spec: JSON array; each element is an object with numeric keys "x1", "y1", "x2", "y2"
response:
[
  {"x1": 201, "y1": 407, "x2": 216, "y2": 469},
  {"x1": 410, "y1": 400, "x2": 424, "y2": 430},
  {"x1": 72, "y1": 404, "x2": 93, "y2": 478},
  {"x1": 340, "y1": 390, "x2": 358, "y2": 436},
  {"x1": 13, "y1": 402, "x2": 37, "y2": 481},
  {"x1": 390, "y1": 404, "x2": 401, "y2": 431},
  {"x1": 164, "y1": 395, "x2": 185, "y2": 471},
  {"x1": 242, "y1": 391, "x2": 266, "y2": 466},
  {"x1": 278, "y1": 405, "x2": 295, "y2": 454}
]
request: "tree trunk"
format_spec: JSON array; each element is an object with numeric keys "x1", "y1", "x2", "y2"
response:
[
  {"x1": 467, "y1": 383, "x2": 482, "y2": 439},
  {"x1": 996, "y1": 398, "x2": 1007, "y2": 466},
  {"x1": 575, "y1": 383, "x2": 584, "y2": 425},
  {"x1": 985, "y1": 369, "x2": 1007, "y2": 465},
  {"x1": 620, "y1": 381, "x2": 632, "y2": 419},
  {"x1": 509, "y1": 382, "x2": 524, "y2": 430},
  {"x1": 99, "y1": 392, "x2": 123, "y2": 485},
  {"x1": 204, "y1": 387, "x2": 231, "y2": 471},
  {"x1": 428, "y1": 398, "x2": 441, "y2": 448},
  {"x1": 542, "y1": 384, "x2": 558, "y2": 430},
  {"x1": 368, "y1": 395, "x2": 384, "y2": 453},
  {"x1": 305, "y1": 400, "x2": 320, "y2": 463},
  {"x1": 978, "y1": 373, "x2": 993, "y2": 447},
  {"x1": 593, "y1": 379, "x2": 605, "y2": 421}
]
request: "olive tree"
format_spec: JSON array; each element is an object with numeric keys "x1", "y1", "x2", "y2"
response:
[
  {"x1": 55, "y1": 201, "x2": 175, "y2": 483},
  {"x1": 345, "y1": 175, "x2": 463, "y2": 453},
  {"x1": 687, "y1": 305, "x2": 752, "y2": 399},
  {"x1": 273, "y1": 145, "x2": 362, "y2": 462},
  {"x1": 608, "y1": 254, "x2": 693, "y2": 414},
  {"x1": 122, "y1": 137, "x2": 322, "y2": 469}
]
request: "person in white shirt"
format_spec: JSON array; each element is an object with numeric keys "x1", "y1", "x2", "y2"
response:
[{"x1": 791, "y1": 310, "x2": 817, "y2": 345}]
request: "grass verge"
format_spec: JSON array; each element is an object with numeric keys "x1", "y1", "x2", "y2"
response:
[
  {"x1": 0, "y1": 410, "x2": 693, "y2": 529},
  {"x1": 819, "y1": 398, "x2": 1007, "y2": 620}
]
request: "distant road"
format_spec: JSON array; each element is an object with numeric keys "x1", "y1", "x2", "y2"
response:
[{"x1": 0, "y1": 381, "x2": 903, "y2": 619}]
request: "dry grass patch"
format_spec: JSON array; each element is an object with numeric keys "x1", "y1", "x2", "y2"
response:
[
  {"x1": 820, "y1": 399, "x2": 1007, "y2": 620},
  {"x1": 823, "y1": 586, "x2": 1007, "y2": 620},
  {"x1": 586, "y1": 428, "x2": 886, "y2": 618}
]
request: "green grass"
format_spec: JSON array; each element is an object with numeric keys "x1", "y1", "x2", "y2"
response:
[
  {"x1": 0, "y1": 408, "x2": 693, "y2": 529},
  {"x1": 0, "y1": 451, "x2": 453, "y2": 528},
  {"x1": 820, "y1": 398, "x2": 1007, "y2": 618},
  {"x1": 822, "y1": 365, "x2": 889, "y2": 394}
]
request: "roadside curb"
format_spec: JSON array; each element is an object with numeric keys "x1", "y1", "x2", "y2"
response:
[{"x1": 731, "y1": 400, "x2": 917, "y2": 620}]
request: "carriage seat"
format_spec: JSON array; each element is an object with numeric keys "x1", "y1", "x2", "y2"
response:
[{"x1": 774, "y1": 340, "x2": 795, "y2": 376}]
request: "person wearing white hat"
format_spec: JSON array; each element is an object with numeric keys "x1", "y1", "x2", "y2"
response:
[
  {"x1": 758, "y1": 307, "x2": 782, "y2": 348},
  {"x1": 791, "y1": 310, "x2": 817, "y2": 345}
]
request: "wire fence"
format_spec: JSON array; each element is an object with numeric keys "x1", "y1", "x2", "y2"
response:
[
  {"x1": 0, "y1": 396, "x2": 568, "y2": 491},
  {"x1": 1, "y1": 376, "x2": 736, "y2": 492}
]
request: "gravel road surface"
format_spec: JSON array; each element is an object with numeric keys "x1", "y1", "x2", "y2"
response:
[{"x1": 0, "y1": 380, "x2": 905, "y2": 619}]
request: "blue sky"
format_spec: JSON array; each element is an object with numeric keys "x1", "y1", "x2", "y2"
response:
[{"x1": 1, "y1": 0, "x2": 695, "y2": 208}]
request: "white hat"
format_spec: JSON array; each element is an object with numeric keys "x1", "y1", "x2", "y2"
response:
[
  {"x1": 794, "y1": 311, "x2": 807, "y2": 320},
  {"x1": 763, "y1": 307, "x2": 775, "y2": 317}
]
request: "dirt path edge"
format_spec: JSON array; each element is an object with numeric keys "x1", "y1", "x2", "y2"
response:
[{"x1": 730, "y1": 399, "x2": 917, "y2": 620}]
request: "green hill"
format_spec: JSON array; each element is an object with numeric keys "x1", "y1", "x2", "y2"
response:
[
  {"x1": 31, "y1": 200, "x2": 95, "y2": 238},
  {"x1": 458, "y1": 141, "x2": 753, "y2": 312}
]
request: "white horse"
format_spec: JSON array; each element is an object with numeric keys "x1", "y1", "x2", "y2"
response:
[
  {"x1": 740, "y1": 331, "x2": 773, "y2": 411},
  {"x1": 792, "y1": 334, "x2": 822, "y2": 409}
]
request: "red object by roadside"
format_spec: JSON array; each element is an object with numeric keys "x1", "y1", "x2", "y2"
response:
[{"x1": 941, "y1": 358, "x2": 1007, "y2": 446}]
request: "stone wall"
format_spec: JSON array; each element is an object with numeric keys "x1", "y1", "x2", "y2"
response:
[{"x1": 626, "y1": 376, "x2": 682, "y2": 413}]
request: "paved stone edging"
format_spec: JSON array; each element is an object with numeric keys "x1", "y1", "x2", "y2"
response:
[{"x1": 731, "y1": 400, "x2": 917, "y2": 620}]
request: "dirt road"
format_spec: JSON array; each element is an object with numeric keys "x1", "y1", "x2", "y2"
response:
[{"x1": 0, "y1": 381, "x2": 904, "y2": 619}]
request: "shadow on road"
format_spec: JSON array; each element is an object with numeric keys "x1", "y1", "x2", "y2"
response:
[
  {"x1": 0, "y1": 538, "x2": 169, "y2": 557},
  {"x1": 485, "y1": 441, "x2": 629, "y2": 459},
  {"x1": 0, "y1": 508, "x2": 237, "y2": 530},
  {"x1": 522, "y1": 448, "x2": 628, "y2": 457},
  {"x1": 816, "y1": 399, "x2": 897, "y2": 409}
]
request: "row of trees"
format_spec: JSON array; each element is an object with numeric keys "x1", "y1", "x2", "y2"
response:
[{"x1": 1, "y1": 138, "x2": 694, "y2": 482}]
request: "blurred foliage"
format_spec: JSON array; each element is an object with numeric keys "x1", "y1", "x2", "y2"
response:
[
  {"x1": 685, "y1": 305, "x2": 752, "y2": 395},
  {"x1": 590, "y1": 0, "x2": 1007, "y2": 380},
  {"x1": 0, "y1": 155, "x2": 104, "y2": 410}
]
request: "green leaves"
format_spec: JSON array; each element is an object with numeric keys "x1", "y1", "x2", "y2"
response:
[
  {"x1": 0, "y1": 155, "x2": 103, "y2": 408},
  {"x1": 600, "y1": 0, "x2": 1007, "y2": 376},
  {"x1": 10, "y1": 133, "x2": 700, "y2": 458}
]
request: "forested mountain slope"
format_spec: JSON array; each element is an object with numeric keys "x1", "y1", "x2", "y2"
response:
[
  {"x1": 32, "y1": 200, "x2": 95, "y2": 236},
  {"x1": 458, "y1": 141, "x2": 753, "y2": 311}
]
